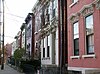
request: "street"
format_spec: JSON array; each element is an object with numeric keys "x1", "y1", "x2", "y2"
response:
[{"x1": 0, "y1": 64, "x2": 25, "y2": 74}]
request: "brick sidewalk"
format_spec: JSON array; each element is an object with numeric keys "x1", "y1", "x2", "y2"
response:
[{"x1": 0, "y1": 64, "x2": 25, "y2": 74}]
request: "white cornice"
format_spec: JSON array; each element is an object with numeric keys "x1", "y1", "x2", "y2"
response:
[
  {"x1": 80, "y1": 4, "x2": 94, "y2": 16},
  {"x1": 69, "y1": 13, "x2": 80, "y2": 24},
  {"x1": 94, "y1": 0, "x2": 100, "y2": 10}
]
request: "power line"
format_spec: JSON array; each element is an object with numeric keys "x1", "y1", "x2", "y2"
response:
[
  {"x1": 4, "y1": 0, "x2": 10, "y2": 12},
  {"x1": 0, "y1": 35, "x2": 14, "y2": 38},
  {"x1": 4, "y1": 35, "x2": 14, "y2": 38},
  {"x1": 6, "y1": 17, "x2": 23, "y2": 22},
  {"x1": 4, "y1": 0, "x2": 25, "y2": 19},
  {"x1": 1, "y1": 12, "x2": 25, "y2": 19},
  {"x1": 6, "y1": 12, "x2": 25, "y2": 18}
]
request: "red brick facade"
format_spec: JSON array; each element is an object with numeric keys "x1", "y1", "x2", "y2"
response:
[{"x1": 68, "y1": 0, "x2": 100, "y2": 68}]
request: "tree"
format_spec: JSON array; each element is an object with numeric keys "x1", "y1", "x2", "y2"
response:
[
  {"x1": 13, "y1": 48, "x2": 25, "y2": 67},
  {"x1": 14, "y1": 48, "x2": 25, "y2": 60}
]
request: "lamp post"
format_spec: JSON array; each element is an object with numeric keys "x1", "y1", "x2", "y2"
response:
[{"x1": 1, "y1": 0, "x2": 5, "y2": 70}]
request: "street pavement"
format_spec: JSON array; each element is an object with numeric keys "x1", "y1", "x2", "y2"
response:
[{"x1": 0, "y1": 64, "x2": 25, "y2": 74}]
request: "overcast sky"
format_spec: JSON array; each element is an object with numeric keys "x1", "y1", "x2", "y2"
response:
[{"x1": 2, "y1": 0, "x2": 37, "y2": 44}]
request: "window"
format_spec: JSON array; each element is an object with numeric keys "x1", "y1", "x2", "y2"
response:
[
  {"x1": 41, "y1": 8, "x2": 45, "y2": 27},
  {"x1": 45, "y1": 7, "x2": 50, "y2": 23},
  {"x1": 43, "y1": 39, "x2": 45, "y2": 58},
  {"x1": 86, "y1": 34, "x2": 94, "y2": 54},
  {"x1": 52, "y1": 9, "x2": 55, "y2": 17},
  {"x1": 86, "y1": 15, "x2": 93, "y2": 35},
  {"x1": 43, "y1": 48, "x2": 45, "y2": 57},
  {"x1": 35, "y1": 43, "x2": 38, "y2": 48},
  {"x1": 85, "y1": 15, "x2": 94, "y2": 54},
  {"x1": 73, "y1": 22, "x2": 79, "y2": 56},
  {"x1": 35, "y1": 17, "x2": 39, "y2": 32},
  {"x1": 47, "y1": 14, "x2": 50, "y2": 22},
  {"x1": 69, "y1": 0, "x2": 78, "y2": 7},
  {"x1": 47, "y1": 36, "x2": 50, "y2": 57},
  {"x1": 52, "y1": 0, "x2": 55, "y2": 18},
  {"x1": 72, "y1": 0, "x2": 78, "y2": 3},
  {"x1": 27, "y1": 24, "x2": 32, "y2": 38},
  {"x1": 27, "y1": 43, "x2": 30, "y2": 49},
  {"x1": 74, "y1": 39, "x2": 79, "y2": 55},
  {"x1": 47, "y1": 46, "x2": 50, "y2": 57}
]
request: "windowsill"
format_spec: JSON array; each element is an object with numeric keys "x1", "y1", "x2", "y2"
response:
[
  {"x1": 70, "y1": 56, "x2": 80, "y2": 59},
  {"x1": 69, "y1": 0, "x2": 79, "y2": 8},
  {"x1": 82, "y1": 54, "x2": 96, "y2": 58},
  {"x1": 42, "y1": 57, "x2": 50, "y2": 60}
]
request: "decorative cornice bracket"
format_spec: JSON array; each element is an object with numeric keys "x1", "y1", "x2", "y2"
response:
[
  {"x1": 80, "y1": 4, "x2": 94, "y2": 16},
  {"x1": 69, "y1": 13, "x2": 80, "y2": 24},
  {"x1": 94, "y1": 0, "x2": 100, "y2": 10}
]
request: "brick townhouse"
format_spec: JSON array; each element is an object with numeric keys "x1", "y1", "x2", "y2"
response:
[{"x1": 67, "y1": 0, "x2": 100, "y2": 74}]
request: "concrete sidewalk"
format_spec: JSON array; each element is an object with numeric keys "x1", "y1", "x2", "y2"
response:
[{"x1": 0, "y1": 64, "x2": 25, "y2": 74}]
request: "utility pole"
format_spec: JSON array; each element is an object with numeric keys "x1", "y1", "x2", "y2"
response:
[
  {"x1": 63, "y1": 0, "x2": 68, "y2": 73},
  {"x1": 1, "y1": 0, "x2": 5, "y2": 70},
  {"x1": 59, "y1": 0, "x2": 67, "y2": 74},
  {"x1": 0, "y1": 0, "x2": 2, "y2": 65}
]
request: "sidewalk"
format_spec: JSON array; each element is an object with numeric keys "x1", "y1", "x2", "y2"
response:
[{"x1": 0, "y1": 64, "x2": 25, "y2": 74}]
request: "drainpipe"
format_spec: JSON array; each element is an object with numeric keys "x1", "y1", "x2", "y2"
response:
[
  {"x1": 31, "y1": 14, "x2": 35, "y2": 59},
  {"x1": 58, "y1": 0, "x2": 63, "y2": 73},
  {"x1": 58, "y1": 0, "x2": 61, "y2": 69},
  {"x1": 63, "y1": 0, "x2": 68, "y2": 73}
]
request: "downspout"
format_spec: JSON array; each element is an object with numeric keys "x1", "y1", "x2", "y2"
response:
[
  {"x1": 31, "y1": 14, "x2": 35, "y2": 59},
  {"x1": 58, "y1": 0, "x2": 63, "y2": 73},
  {"x1": 63, "y1": 0, "x2": 68, "y2": 73},
  {"x1": 60, "y1": 0, "x2": 65, "y2": 73},
  {"x1": 58, "y1": 0, "x2": 61, "y2": 67}
]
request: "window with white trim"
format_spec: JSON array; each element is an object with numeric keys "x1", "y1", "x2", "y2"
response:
[
  {"x1": 41, "y1": 7, "x2": 45, "y2": 27},
  {"x1": 45, "y1": 6, "x2": 50, "y2": 23},
  {"x1": 72, "y1": 0, "x2": 78, "y2": 3},
  {"x1": 85, "y1": 14, "x2": 94, "y2": 54},
  {"x1": 52, "y1": 0, "x2": 55, "y2": 18},
  {"x1": 43, "y1": 39, "x2": 45, "y2": 58},
  {"x1": 73, "y1": 22, "x2": 79, "y2": 56},
  {"x1": 47, "y1": 36, "x2": 50, "y2": 57}
]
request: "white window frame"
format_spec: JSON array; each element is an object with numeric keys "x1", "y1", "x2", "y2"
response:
[
  {"x1": 69, "y1": 0, "x2": 79, "y2": 7},
  {"x1": 85, "y1": 14, "x2": 94, "y2": 55},
  {"x1": 73, "y1": 22, "x2": 79, "y2": 56}
]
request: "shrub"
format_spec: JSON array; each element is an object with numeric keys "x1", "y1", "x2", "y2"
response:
[{"x1": 20, "y1": 59, "x2": 41, "y2": 72}]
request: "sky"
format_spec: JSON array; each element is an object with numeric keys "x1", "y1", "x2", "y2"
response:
[{"x1": 1, "y1": 0, "x2": 37, "y2": 44}]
